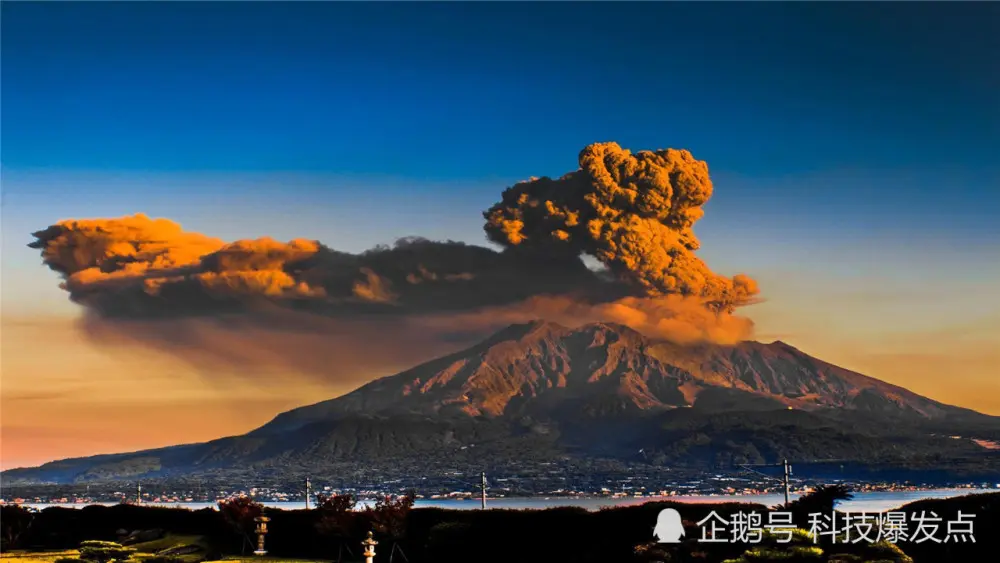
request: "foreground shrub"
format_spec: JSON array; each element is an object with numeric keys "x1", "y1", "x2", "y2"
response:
[{"x1": 79, "y1": 540, "x2": 137, "y2": 563}]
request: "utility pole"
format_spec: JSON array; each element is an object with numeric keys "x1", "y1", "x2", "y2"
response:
[
  {"x1": 481, "y1": 472, "x2": 487, "y2": 510},
  {"x1": 305, "y1": 477, "x2": 311, "y2": 510},
  {"x1": 738, "y1": 460, "x2": 795, "y2": 508},
  {"x1": 783, "y1": 459, "x2": 792, "y2": 507}
]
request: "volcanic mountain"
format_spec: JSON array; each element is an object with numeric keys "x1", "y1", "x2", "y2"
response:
[
  {"x1": 263, "y1": 320, "x2": 967, "y2": 430},
  {"x1": 4, "y1": 321, "x2": 999, "y2": 484}
]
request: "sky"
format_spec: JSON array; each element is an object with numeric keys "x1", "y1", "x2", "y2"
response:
[{"x1": 2, "y1": 2, "x2": 998, "y2": 470}]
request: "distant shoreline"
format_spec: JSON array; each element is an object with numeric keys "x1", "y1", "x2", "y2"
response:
[{"x1": 7, "y1": 487, "x2": 996, "y2": 514}]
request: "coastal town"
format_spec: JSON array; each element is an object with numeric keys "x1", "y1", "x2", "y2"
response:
[{"x1": 3, "y1": 474, "x2": 995, "y2": 507}]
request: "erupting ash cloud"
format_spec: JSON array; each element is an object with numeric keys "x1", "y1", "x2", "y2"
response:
[
  {"x1": 484, "y1": 142, "x2": 758, "y2": 313},
  {"x1": 29, "y1": 143, "x2": 760, "y2": 381}
]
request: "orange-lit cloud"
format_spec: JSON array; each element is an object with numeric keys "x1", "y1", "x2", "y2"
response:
[
  {"x1": 484, "y1": 142, "x2": 760, "y2": 313},
  {"x1": 414, "y1": 294, "x2": 754, "y2": 346}
]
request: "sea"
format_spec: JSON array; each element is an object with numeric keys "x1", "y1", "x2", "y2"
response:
[{"x1": 17, "y1": 488, "x2": 998, "y2": 513}]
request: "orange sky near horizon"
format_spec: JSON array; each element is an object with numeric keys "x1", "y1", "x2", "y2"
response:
[{"x1": 0, "y1": 316, "x2": 359, "y2": 470}]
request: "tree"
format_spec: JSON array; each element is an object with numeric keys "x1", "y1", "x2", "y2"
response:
[
  {"x1": 788, "y1": 484, "x2": 854, "y2": 530},
  {"x1": 315, "y1": 493, "x2": 358, "y2": 563},
  {"x1": 364, "y1": 492, "x2": 415, "y2": 563},
  {"x1": 217, "y1": 495, "x2": 264, "y2": 555},
  {"x1": 0, "y1": 504, "x2": 36, "y2": 551},
  {"x1": 317, "y1": 492, "x2": 357, "y2": 513}
]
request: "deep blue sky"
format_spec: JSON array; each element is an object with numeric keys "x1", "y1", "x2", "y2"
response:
[
  {"x1": 4, "y1": 3, "x2": 997, "y2": 176},
  {"x1": 2, "y1": 1, "x2": 998, "y2": 307}
]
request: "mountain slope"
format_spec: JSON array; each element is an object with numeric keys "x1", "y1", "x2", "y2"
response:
[
  {"x1": 4, "y1": 321, "x2": 998, "y2": 484},
  {"x1": 259, "y1": 321, "x2": 977, "y2": 434}
]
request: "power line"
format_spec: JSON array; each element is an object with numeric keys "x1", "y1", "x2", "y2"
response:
[{"x1": 736, "y1": 459, "x2": 792, "y2": 507}]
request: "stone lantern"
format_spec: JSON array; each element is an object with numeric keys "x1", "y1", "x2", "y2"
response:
[
  {"x1": 361, "y1": 530, "x2": 378, "y2": 563},
  {"x1": 254, "y1": 515, "x2": 271, "y2": 555}
]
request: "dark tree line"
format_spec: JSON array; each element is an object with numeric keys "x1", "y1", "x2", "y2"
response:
[{"x1": 3, "y1": 491, "x2": 998, "y2": 563}]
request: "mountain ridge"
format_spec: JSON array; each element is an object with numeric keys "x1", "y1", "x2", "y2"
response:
[
  {"x1": 257, "y1": 320, "x2": 976, "y2": 434},
  {"x1": 4, "y1": 320, "x2": 998, "y2": 484}
]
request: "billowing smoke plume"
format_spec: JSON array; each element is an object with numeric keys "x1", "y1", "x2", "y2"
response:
[
  {"x1": 29, "y1": 143, "x2": 760, "y2": 381},
  {"x1": 484, "y1": 142, "x2": 758, "y2": 313},
  {"x1": 29, "y1": 215, "x2": 599, "y2": 317}
]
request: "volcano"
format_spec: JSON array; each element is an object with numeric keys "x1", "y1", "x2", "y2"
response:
[{"x1": 4, "y1": 321, "x2": 999, "y2": 484}]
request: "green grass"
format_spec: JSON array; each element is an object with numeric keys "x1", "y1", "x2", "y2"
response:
[
  {"x1": 128, "y1": 535, "x2": 207, "y2": 553},
  {"x1": 0, "y1": 533, "x2": 329, "y2": 563},
  {"x1": 0, "y1": 551, "x2": 80, "y2": 563},
  {"x1": 219, "y1": 559, "x2": 328, "y2": 563}
]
